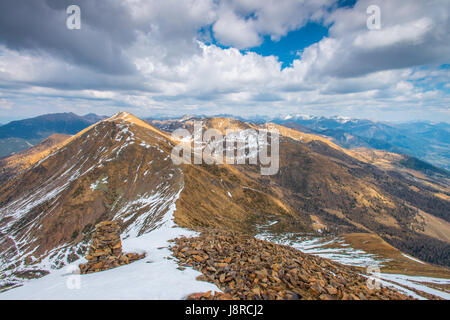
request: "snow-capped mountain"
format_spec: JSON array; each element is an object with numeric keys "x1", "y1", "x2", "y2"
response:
[{"x1": 271, "y1": 115, "x2": 450, "y2": 171}]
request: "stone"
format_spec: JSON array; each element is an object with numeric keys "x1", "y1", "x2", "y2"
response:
[
  {"x1": 79, "y1": 220, "x2": 145, "y2": 274},
  {"x1": 326, "y1": 286, "x2": 338, "y2": 295},
  {"x1": 169, "y1": 228, "x2": 416, "y2": 301}
]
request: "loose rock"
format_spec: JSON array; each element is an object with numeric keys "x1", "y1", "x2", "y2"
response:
[
  {"x1": 79, "y1": 220, "x2": 145, "y2": 274},
  {"x1": 170, "y1": 229, "x2": 417, "y2": 300}
]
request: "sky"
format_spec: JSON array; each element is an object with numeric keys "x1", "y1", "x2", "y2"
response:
[{"x1": 0, "y1": 0, "x2": 449, "y2": 123}]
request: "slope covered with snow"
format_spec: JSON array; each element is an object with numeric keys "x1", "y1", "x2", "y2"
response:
[
  {"x1": 0, "y1": 112, "x2": 188, "y2": 291},
  {"x1": 0, "y1": 183, "x2": 220, "y2": 299}
]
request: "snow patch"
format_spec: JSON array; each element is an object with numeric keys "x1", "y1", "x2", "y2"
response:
[
  {"x1": 0, "y1": 177, "x2": 220, "y2": 300},
  {"x1": 401, "y1": 253, "x2": 425, "y2": 265}
]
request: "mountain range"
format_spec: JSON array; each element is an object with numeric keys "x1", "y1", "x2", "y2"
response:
[
  {"x1": 0, "y1": 112, "x2": 448, "y2": 299},
  {"x1": 0, "y1": 113, "x2": 106, "y2": 158},
  {"x1": 1, "y1": 112, "x2": 448, "y2": 173},
  {"x1": 269, "y1": 114, "x2": 450, "y2": 171}
]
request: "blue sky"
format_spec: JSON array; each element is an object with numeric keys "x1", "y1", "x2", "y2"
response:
[
  {"x1": 203, "y1": 22, "x2": 329, "y2": 70},
  {"x1": 0, "y1": 0, "x2": 449, "y2": 123},
  {"x1": 248, "y1": 23, "x2": 329, "y2": 69}
]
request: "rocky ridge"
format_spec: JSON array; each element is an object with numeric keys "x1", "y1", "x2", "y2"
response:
[
  {"x1": 1, "y1": 112, "x2": 448, "y2": 294},
  {"x1": 170, "y1": 229, "x2": 416, "y2": 300}
]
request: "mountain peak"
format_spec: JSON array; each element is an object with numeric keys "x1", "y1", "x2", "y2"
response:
[
  {"x1": 107, "y1": 111, "x2": 153, "y2": 127},
  {"x1": 109, "y1": 111, "x2": 132, "y2": 121},
  {"x1": 104, "y1": 112, "x2": 179, "y2": 142}
]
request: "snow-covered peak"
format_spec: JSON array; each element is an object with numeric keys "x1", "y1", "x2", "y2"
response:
[
  {"x1": 108, "y1": 111, "x2": 132, "y2": 122},
  {"x1": 330, "y1": 115, "x2": 354, "y2": 123},
  {"x1": 278, "y1": 114, "x2": 317, "y2": 121}
]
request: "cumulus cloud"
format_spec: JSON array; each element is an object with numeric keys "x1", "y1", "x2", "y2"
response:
[
  {"x1": 0, "y1": 0, "x2": 448, "y2": 121},
  {"x1": 0, "y1": 0, "x2": 139, "y2": 75},
  {"x1": 320, "y1": 0, "x2": 450, "y2": 77},
  {"x1": 212, "y1": 0, "x2": 335, "y2": 48}
]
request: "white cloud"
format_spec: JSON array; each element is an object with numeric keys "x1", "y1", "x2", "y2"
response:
[
  {"x1": 0, "y1": 0, "x2": 448, "y2": 122},
  {"x1": 212, "y1": 9, "x2": 261, "y2": 49},
  {"x1": 320, "y1": 0, "x2": 450, "y2": 77},
  {"x1": 353, "y1": 17, "x2": 434, "y2": 49},
  {"x1": 212, "y1": 0, "x2": 335, "y2": 48},
  {"x1": 0, "y1": 98, "x2": 13, "y2": 110}
]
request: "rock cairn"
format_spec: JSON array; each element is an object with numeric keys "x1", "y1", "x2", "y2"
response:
[
  {"x1": 170, "y1": 229, "x2": 417, "y2": 300},
  {"x1": 79, "y1": 220, "x2": 145, "y2": 274}
]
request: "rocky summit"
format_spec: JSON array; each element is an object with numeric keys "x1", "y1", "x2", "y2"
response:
[
  {"x1": 79, "y1": 220, "x2": 145, "y2": 274},
  {"x1": 171, "y1": 229, "x2": 415, "y2": 300}
]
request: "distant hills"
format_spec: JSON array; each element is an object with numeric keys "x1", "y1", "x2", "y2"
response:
[
  {"x1": 1, "y1": 112, "x2": 449, "y2": 172},
  {"x1": 0, "y1": 113, "x2": 107, "y2": 157},
  {"x1": 0, "y1": 133, "x2": 71, "y2": 184},
  {"x1": 269, "y1": 115, "x2": 450, "y2": 171}
]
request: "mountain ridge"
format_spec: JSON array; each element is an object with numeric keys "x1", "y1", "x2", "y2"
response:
[
  {"x1": 0, "y1": 112, "x2": 108, "y2": 158},
  {"x1": 269, "y1": 115, "x2": 450, "y2": 171},
  {"x1": 0, "y1": 112, "x2": 449, "y2": 298}
]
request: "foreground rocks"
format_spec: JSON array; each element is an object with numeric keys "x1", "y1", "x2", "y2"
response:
[
  {"x1": 170, "y1": 229, "x2": 415, "y2": 300},
  {"x1": 79, "y1": 221, "x2": 145, "y2": 274}
]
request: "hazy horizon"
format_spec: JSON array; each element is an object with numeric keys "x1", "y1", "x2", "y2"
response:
[
  {"x1": 0, "y1": 1, "x2": 449, "y2": 123},
  {"x1": 1, "y1": 110, "x2": 449, "y2": 126}
]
